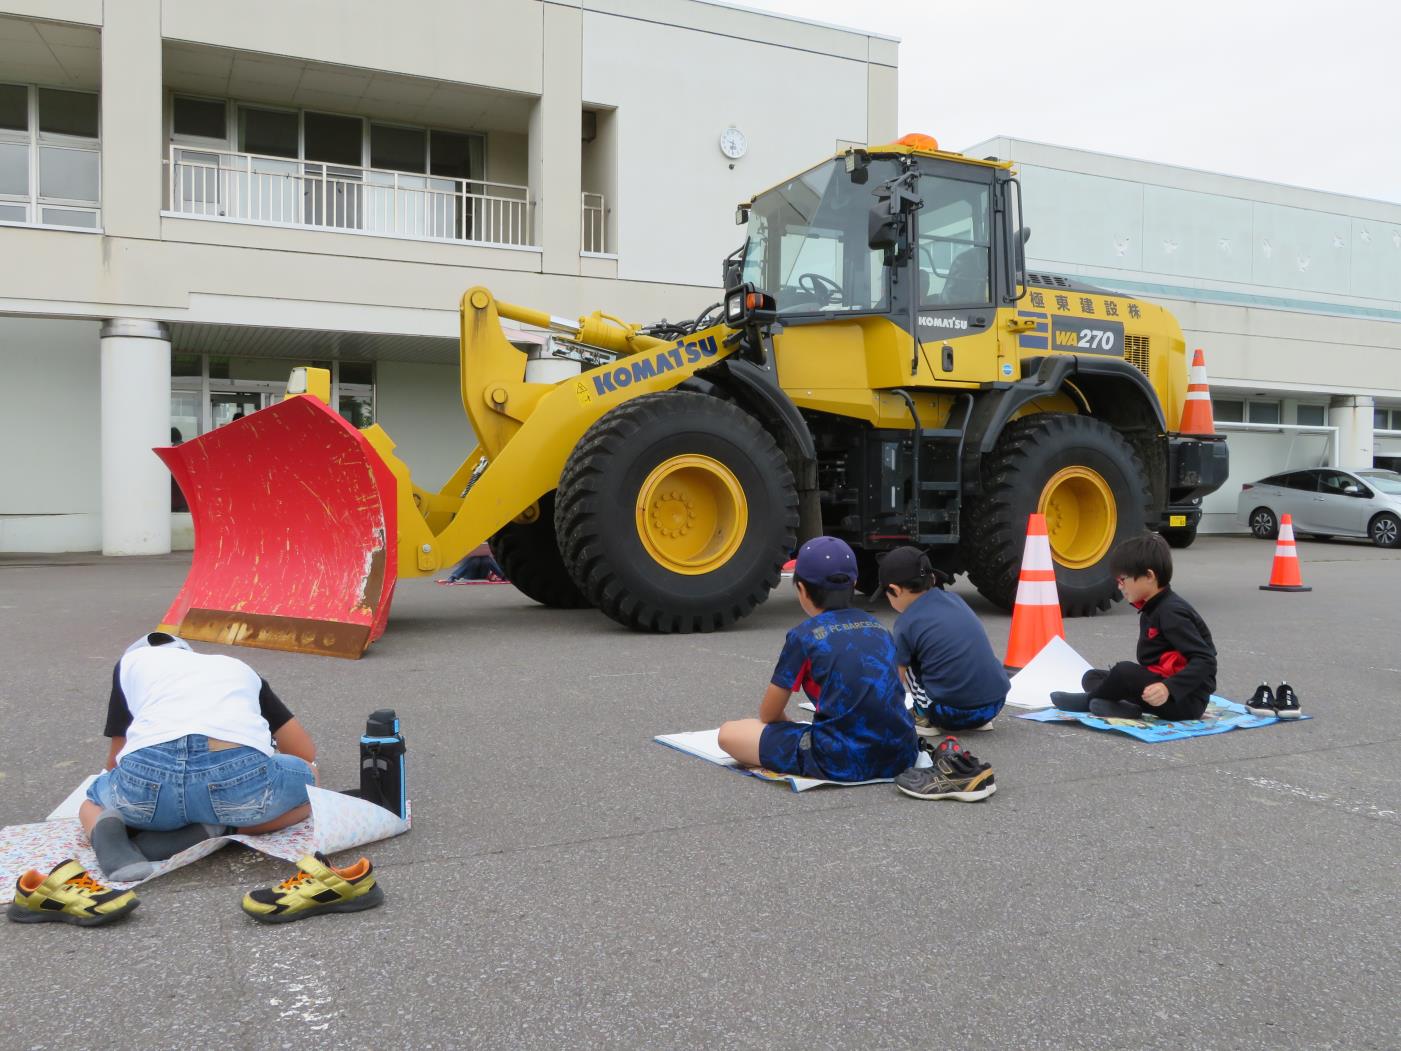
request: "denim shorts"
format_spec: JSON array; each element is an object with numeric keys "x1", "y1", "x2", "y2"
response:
[{"x1": 86, "y1": 735, "x2": 315, "y2": 831}]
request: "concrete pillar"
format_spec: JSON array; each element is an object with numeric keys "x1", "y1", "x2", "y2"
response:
[
  {"x1": 529, "y1": 0, "x2": 583, "y2": 276},
  {"x1": 101, "y1": 319, "x2": 171, "y2": 555},
  {"x1": 100, "y1": 0, "x2": 163, "y2": 239},
  {"x1": 1328, "y1": 394, "x2": 1375, "y2": 470}
]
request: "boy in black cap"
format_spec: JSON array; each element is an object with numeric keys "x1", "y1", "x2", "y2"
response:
[
  {"x1": 1050, "y1": 532, "x2": 1217, "y2": 720},
  {"x1": 879, "y1": 546, "x2": 1010, "y2": 734},
  {"x1": 716, "y1": 536, "x2": 917, "y2": 782}
]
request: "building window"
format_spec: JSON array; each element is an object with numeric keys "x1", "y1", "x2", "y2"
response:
[
  {"x1": 172, "y1": 96, "x2": 227, "y2": 142},
  {"x1": 1214, "y1": 399, "x2": 1244, "y2": 423},
  {"x1": 1248, "y1": 401, "x2": 1280, "y2": 425},
  {"x1": 0, "y1": 83, "x2": 100, "y2": 229},
  {"x1": 1296, "y1": 404, "x2": 1326, "y2": 426},
  {"x1": 1377, "y1": 408, "x2": 1392, "y2": 431}
]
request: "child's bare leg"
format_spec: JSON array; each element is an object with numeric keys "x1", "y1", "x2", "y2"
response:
[
  {"x1": 717, "y1": 719, "x2": 766, "y2": 766},
  {"x1": 79, "y1": 799, "x2": 103, "y2": 837}
]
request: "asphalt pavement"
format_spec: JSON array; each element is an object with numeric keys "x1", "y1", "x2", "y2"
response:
[{"x1": 1, "y1": 535, "x2": 1398, "y2": 1050}]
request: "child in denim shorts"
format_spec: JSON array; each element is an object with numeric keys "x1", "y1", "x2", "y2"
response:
[{"x1": 79, "y1": 632, "x2": 319, "y2": 881}]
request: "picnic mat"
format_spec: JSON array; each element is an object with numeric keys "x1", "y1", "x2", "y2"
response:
[
  {"x1": 654, "y1": 729, "x2": 894, "y2": 792},
  {"x1": 1019, "y1": 697, "x2": 1311, "y2": 742},
  {"x1": 1, "y1": 783, "x2": 411, "y2": 901}
]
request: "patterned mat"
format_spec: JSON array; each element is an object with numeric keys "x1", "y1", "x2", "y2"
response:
[{"x1": 1018, "y1": 697, "x2": 1311, "y2": 742}]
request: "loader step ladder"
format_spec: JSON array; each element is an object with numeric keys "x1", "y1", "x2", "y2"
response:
[
  {"x1": 855, "y1": 392, "x2": 971, "y2": 548},
  {"x1": 909, "y1": 394, "x2": 972, "y2": 545}
]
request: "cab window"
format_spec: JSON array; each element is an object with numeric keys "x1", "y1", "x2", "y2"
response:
[
  {"x1": 740, "y1": 158, "x2": 895, "y2": 315},
  {"x1": 916, "y1": 177, "x2": 991, "y2": 308}
]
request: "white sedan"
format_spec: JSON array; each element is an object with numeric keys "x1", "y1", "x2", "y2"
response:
[{"x1": 1236, "y1": 468, "x2": 1401, "y2": 547}]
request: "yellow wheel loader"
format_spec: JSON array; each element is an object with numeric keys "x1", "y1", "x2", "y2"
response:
[{"x1": 157, "y1": 134, "x2": 1227, "y2": 657}]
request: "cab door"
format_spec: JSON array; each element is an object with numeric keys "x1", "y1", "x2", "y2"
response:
[{"x1": 909, "y1": 168, "x2": 1001, "y2": 385}]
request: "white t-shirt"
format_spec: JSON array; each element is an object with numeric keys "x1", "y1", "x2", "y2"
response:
[{"x1": 110, "y1": 635, "x2": 280, "y2": 762}]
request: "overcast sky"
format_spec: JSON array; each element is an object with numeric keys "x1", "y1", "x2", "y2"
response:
[{"x1": 740, "y1": 0, "x2": 1400, "y2": 204}]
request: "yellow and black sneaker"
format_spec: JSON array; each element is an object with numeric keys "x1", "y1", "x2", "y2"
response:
[
  {"x1": 7, "y1": 860, "x2": 140, "y2": 927},
  {"x1": 241, "y1": 852, "x2": 384, "y2": 924}
]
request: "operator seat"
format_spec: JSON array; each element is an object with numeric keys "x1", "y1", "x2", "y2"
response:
[{"x1": 940, "y1": 248, "x2": 988, "y2": 305}]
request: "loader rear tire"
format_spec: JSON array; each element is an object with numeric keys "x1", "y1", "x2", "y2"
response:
[
  {"x1": 555, "y1": 392, "x2": 797, "y2": 633},
  {"x1": 489, "y1": 491, "x2": 591, "y2": 609},
  {"x1": 964, "y1": 413, "x2": 1152, "y2": 617}
]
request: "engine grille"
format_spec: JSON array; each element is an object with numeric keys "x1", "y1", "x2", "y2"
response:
[{"x1": 1123, "y1": 334, "x2": 1151, "y2": 376}]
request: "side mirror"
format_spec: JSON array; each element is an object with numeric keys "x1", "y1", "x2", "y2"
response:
[
  {"x1": 722, "y1": 244, "x2": 745, "y2": 291},
  {"x1": 1343, "y1": 484, "x2": 1363, "y2": 496},
  {"x1": 869, "y1": 208, "x2": 902, "y2": 254}
]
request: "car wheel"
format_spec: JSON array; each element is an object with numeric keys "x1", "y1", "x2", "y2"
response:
[
  {"x1": 1369, "y1": 512, "x2": 1400, "y2": 548},
  {"x1": 1248, "y1": 507, "x2": 1279, "y2": 540}
]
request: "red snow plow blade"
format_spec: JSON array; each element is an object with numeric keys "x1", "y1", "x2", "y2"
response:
[{"x1": 156, "y1": 395, "x2": 398, "y2": 659}]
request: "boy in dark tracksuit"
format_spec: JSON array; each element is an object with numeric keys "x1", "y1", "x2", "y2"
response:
[{"x1": 1052, "y1": 533, "x2": 1217, "y2": 721}]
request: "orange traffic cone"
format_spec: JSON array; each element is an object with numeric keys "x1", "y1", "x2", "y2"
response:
[
  {"x1": 1179, "y1": 348, "x2": 1216, "y2": 435},
  {"x1": 781, "y1": 558, "x2": 796, "y2": 577},
  {"x1": 1259, "y1": 513, "x2": 1312, "y2": 592},
  {"x1": 1004, "y1": 513, "x2": 1066, "y2": 670}
]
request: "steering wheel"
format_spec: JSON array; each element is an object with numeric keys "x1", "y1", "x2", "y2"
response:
[{"x1": 797, "y1": 272, "x2": 843, "y2": 306}]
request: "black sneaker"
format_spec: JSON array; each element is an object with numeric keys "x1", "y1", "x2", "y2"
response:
[
  {"x1": 1274, "y1": 682, "x2": 1302, "y2": 720},
  {"x1": 1245, "y1": 682, "x2": 1276, "y2": 718},
  {"x1": 897, "y1": 738, "x2": 996, "y2": 801}
]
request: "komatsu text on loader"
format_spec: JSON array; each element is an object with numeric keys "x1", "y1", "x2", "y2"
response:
[{"x1": 157, "y1": 134, "x2": 1228, "y2": 657}]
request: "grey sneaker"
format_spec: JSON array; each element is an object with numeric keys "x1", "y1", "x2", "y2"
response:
[{"x1": 895, "y1": 743, "x2": 996, "y2": 802}]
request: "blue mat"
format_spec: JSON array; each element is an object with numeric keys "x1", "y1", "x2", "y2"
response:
[{"x1": 1018, "y1": 697, "x2": 1311, "y2": 742}]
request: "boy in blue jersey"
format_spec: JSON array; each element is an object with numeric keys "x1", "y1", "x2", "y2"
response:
[
  {"x1": 716, "y1": 537, "x2": 917, "y2": 782},
  {"x1": 879, "y1": 546, "x2": 1010, "y2": 735}
]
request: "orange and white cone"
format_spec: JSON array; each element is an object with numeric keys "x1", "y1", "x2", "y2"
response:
[
  {"x1": 1179, "y1": 348, "x2": 1216, "y2": 435},
  {"x1": 1004, "y1": 513, "x2": 1066, "y2": 670},
  {"x1": 1259, "y1": 513, "x2": 1312, "y2": 592}
]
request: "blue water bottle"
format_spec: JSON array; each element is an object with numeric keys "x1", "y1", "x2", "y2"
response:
[{"x1": 359, "y1": 709, "x2": 407, "y2": 820}]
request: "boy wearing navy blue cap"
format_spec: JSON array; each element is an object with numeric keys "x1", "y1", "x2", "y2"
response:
[
  {"x1": 879, "y1": 546, "x2": 1010, "y2": 735},
  {"x1": 717, "y1": 537, "x2": 917, "y2": 782}
]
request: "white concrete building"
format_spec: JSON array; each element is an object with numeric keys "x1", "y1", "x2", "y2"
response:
[
  {"x1": 970, "y1": 136, "x2": 1401, "y2": 532},
  {"x1": 0, "y1": 0, "x2": 898, "y2": 553}
]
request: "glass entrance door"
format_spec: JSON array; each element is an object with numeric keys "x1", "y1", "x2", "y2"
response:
[{"x1": 210, "y1": 391, "x2": 264, "y2": 428}]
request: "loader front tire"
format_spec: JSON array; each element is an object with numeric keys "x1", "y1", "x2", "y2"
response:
[
  {"x1": 964, "y1": 413, "x2": 1152, "y2": 617},
  {"x1": 489, "y1": 491, "x2": 591, "y2": 609},
  {"x1": 555, "y1": 392, "x2": 797, "y2": 633}
]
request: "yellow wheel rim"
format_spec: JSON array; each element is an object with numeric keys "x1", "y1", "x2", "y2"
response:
[
  {"x1": 1038, "y1": 466, "x2": 1117, "y2": 571},
  {"x1": 635, "y1": 454, "x2": 749, "y2": 575}
]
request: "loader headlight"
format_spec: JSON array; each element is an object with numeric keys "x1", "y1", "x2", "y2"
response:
[
  {"x1": 724, "y1": 283, "x2": 777, "y2": 327},
  {"x1": 726, "y1": 292, "x2": 745, "y2": 323}
]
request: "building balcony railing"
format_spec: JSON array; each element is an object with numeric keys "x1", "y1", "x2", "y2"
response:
[
  {"x1": 582, "y1": 191, "x2": 607, "y2": 254},
  {"x1": 165, "y1": 145, "x2": 534, "y2": 248}
]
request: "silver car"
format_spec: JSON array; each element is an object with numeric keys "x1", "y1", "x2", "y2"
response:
[{"x1": 1237, "y1": 468, "x2": 1401, "y2": 547}]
